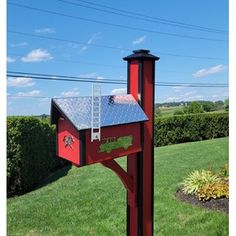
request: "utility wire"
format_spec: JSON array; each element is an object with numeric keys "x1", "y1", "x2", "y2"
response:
[
  {"x1": 8, "y1": 30, "x2": 228, "y2": 61},
  {"x1": 7, "y1": 71, "x2": 229, "y2": 87},
  {"x1": 8, "y1": 30, "x2": 130, "y2": 51},
  {"x1": 8, "y1": 71, "x2": 125, "y2": 83},
  {"x1": 8, "y1": 2, "x2": 227, "y2": 42},
  {"x1": 7, "y1": 53, "x2": 228, "y2": 74},
  {"x1": 8, "y1": 53, "x2": 124, "y2": 68},
  {"x1": 8, "y1": 95, "x2": 51, "y2": 99},
  {"x1": 71, "y1": 0, "x2": 227, "y2": 34},
  {"x1": 7, "y1": 74, "x2": 127, "y2": 85},
  {"x1": 59, "y1": 0, "x2": 227, "y2": 34}
]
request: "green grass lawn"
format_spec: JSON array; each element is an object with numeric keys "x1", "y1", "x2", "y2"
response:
[{"x1": 7, "y1": 137, "x2": 229, "y2": 236}]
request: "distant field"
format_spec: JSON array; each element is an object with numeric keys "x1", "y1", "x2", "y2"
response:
[
  {"x1": 157, "y1": 106, "x2": 226, "y2": 117},
  {"x1": 8, "y1": 138, "x2": 228, "y2": 236},
  {"x1": 158, "y1": 105, "x2": 184, "y2": 116}
]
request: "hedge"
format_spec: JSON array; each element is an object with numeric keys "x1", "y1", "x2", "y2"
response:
[
  {"x1": 7, "y1": 112, "x2": 228, "y2": 196},
  {"x1": 7, "y1": 117, "x2": 69, "y2": 197},
  {"x1": 154, "y1": 112, "x2": 229, "y2": 147}
]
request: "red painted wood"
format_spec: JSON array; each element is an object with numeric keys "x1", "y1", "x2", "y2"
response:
[
  {"x1": 129, "y1": 61, "x2": 139, "y2": 101},
  {"x1": 142, "y1": 60, "x2": 154, "y2": 236},
  {"x1": 57, "y1": 118, "x2": 80, "y2": 165},
  {"x1": 127, "y1": 60, "x2": 140, "y2": 236},
  {"x1": 101, "y1": 159, "x2": 134, "y2": 194},
  {"x1": 127, "y1": 153, "x2": 138, "y2": 236},
  {"x1": 85, "y1": 123, "x2": 142, "y2": 165},
  {"x1": 127, "y1": 57, "x2": 156, "y2": 236}
]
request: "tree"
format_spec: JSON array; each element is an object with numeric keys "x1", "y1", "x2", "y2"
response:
[
  {"x1": 173, "y1": 110, "x2": 184, "y2": 116},
  {"x1": 155, "y1": 108, "x2": 162, "y2": 116},
  {"x1": 224, "y1": 99, "x2": 229, "y2": 111},
  {"x1": 214, "y1": 100, "x2": 224, "y2": 110},
  {"x1": 202, "y1": 101, "x2": 216, "y2": 112},
  {"x1": 185, "y1": 102, "x2": 204, "y2": 114}
]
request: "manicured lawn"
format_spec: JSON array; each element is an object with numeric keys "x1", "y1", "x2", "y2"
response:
[{"x1": 7, "y1": 137, "x2": 228, "y2": 236}]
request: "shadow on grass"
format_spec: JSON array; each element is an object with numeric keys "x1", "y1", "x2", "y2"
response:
[
  {"x1": 36, "y1": 164, "x2": 72, "y2": 189},
  {"x1": 8, "y1": 164, "x2": 72, "y2": 198}
]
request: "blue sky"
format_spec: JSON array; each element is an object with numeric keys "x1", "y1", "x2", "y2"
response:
[{"x1": 7, "y1": 0, "x2": 228, "y2": 115}]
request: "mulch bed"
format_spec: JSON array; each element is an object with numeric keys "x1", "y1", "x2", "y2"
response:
[{"x1": 175, "y1": 189, "x2": 228, "y2": 214}]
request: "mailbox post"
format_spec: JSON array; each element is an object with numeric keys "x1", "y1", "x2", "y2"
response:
[
  {"x1": 124, "y1": 50, "x2": 160, "y2": 236},
  {"x1": 51, "y1": 49, "x2": 159, "y2": 236}
]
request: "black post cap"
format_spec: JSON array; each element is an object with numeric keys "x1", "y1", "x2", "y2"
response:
[{"x1": 123, "y1": 49, "x2": 160, "y2": 61}]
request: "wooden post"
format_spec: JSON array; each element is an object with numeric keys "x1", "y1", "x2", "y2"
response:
[{"x1": 124, "y1": 49, "x2": 160, "y2": 236}]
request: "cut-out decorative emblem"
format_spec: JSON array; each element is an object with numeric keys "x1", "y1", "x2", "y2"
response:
[
  {"x1": 63, "y1": 135, "x2": 74, "y2": 150},
  {"x1": 99, "y1": 135, "x2": 133, "y2": 154}
]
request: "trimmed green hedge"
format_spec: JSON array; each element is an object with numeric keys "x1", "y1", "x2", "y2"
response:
[
  {"x1": 7, "y1": 112, "x2": 228, "y2": 196},
  {"x1": 7, "y1": 117, "x2": 69, "y2": 197},
  {"x1": 154, "y1": 112, "x2": 229, "y2": 147}
]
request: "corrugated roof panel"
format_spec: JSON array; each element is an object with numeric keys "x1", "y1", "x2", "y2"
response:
[{"x1": 52, "y1": 94, "x2": 148, "y2": 130}]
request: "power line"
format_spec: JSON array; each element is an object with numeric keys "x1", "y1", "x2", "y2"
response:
[
  {"x1": 7, "y1": 53, "x2": 229, "y2": 75},
  {"x1": 7, "y1": 71, "x2": 229, "y2": 87},
  {"x1": 8, "y1": 2, "x2": 227, "y2": 42},
  {"x1": 7, "y1": 73, "x2": 127, "y2": 85},
  {"x1": 8, "y1": 71, "x2": 126, "y2": 82},
  {"x1": 8, "y1": 53, "x2": 124, "y2": 68},
  {"x1": 7, "y1": 75, "x2": 127, "y2": 85},
  {"x1": 71, "y1": 0, "x2": 228, "y2": 34},
  {"x1": 9, "y1": 54, "x2": 227, "y2": 75},
  {"x1": 59, "y1": 0, "x2": 227, "y2": 35},
  {"x1": 8, "y1": 30, "x2": 228, "y2": 61},
  {"x1": 8, "y1": 30, "x2": 130, "y2": 51},
  {"x1": 8, "y1": 95, "x2": 51, "y2": 99}
]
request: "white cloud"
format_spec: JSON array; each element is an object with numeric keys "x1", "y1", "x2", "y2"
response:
[
  {"x1": 9, "y1": 42, "x2": 28, "y2": 47},
  {"x1": 66, "y1": 42, "x2": 79, "y2": 49},
  {"x1": 7, "y1": 56, "x2": 16, "y2": 63},
  {"x1": 79, "y1": 72, "x2": 105, "y2": 80},
  {"x1": 111, "y1": 88, "x2": 127, "y2": 95},
  {"x1": 21, "y1": 49, "x2": 53, "y2": 62},
  {"x1": 183, "y1": 91, "x2": 196, "y2": 96},
  {"x1": 79, "y1": 72, "x2": 98, "y2": 78},
  {"x1": 80, "y1": 33, "x2": 101, "y2": 52},
  {"x1": 35, "y1": 28, "x2": 55, "y2": 34},
  {"x1": 165, "y1": 96, "x2": 179, "y2": 102},
  {"x1": 132, "y1": 35, "x2": 146, "y2": 45},
  {"x1": 165, "y1": 91, "x2": 199, "y2": 102},
  {"x1": 60, "y1": 88, "x2": 80, "y2": 97},
  {"x1": 172, "y1": 85, "x2": 190, "y2": 92},
  {"x1": 7, "y1": 77, "x2": 35, "y2": 87},
  {"x1": 188, "y1": 95, "x2": 204, "y2": 100},
  {"x1": 17, "y1": 90, "x2": 41, "y2": 97},
  {"x1": 192, "y1": 65, "x2": 226, "y2": 78},
  {"x1": 39, "y1": 97, "x2": 51, "y2": 103}
]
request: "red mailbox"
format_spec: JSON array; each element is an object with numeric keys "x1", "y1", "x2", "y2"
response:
[
  {"x1": 51, "y1": 49, "x2": 159, "y2": 236},
  {"x1": 51, "y1": 94, "x2": 148, "y2": 166}
]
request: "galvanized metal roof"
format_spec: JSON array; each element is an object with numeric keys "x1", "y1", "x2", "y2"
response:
[{"x1": 51, "y1": 94, "x2": 148, "y2": 130}]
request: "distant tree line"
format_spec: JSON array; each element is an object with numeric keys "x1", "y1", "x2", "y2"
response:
[{"x1": 155, "y1": 99, "x2": 229, "y2": 116}]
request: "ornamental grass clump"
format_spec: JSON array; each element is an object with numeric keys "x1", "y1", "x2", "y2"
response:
[
  {"x1": 181, "y1": 170, "x2": 221, "y2": 195},
  {"x1": 181, "y1": 164, "x2": 229, "y2": 202},
  {"x1": 197, "y1": 182, "x2": 229, "y2": 201},
  {"x1": 219, "y1": 164, "x2": 229, "y2": 181}
]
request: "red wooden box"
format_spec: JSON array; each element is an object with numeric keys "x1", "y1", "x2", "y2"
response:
[{"x1": 51, "y1": 94, "x2": 148, "y2": 166}]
